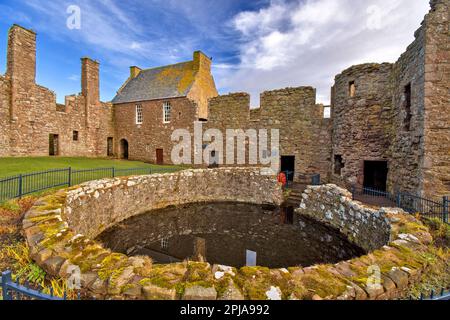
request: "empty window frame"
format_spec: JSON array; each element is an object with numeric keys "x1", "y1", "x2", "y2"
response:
[
  {"x1": 73, "y1": 131, "x2": 79, "y2": 141},
  {"x1": 404, "y1": 83, "x2": 412, "y2": 131},
  {"x1": 349, "y1": 81, "x2": 356, "y2": 97},
  {"x1": 163, "y1": 102, "x2": 171, "y2": 123},
  {"x1": 136, "y1": 104, "x2": 143, "y2": 124},
  {"x1": 334, "y1": 155, "x2": 344, "y2": 176}
]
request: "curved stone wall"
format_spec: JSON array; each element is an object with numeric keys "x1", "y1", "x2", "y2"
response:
[
  {"x1": 64, "y1": 168, "x2": 283, "y2": 238},
  {"x1": 23, "y1": 169, "x2": 440, "y2": 300},
  {"x1": 297, "y1": 184, "x2": 391, "y2": 252}
]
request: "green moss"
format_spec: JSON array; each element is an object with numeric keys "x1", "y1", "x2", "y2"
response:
[
  {"x1": 141, "y1": 263, "x2": 187, "y2": 291},
  {"x1": 185, "y1": 262, "x2": 213, "y2": 285},
  {"x1": 235, "y1": 267, "x2": 280, "y2": 300},
  {"x1": 299, "y1": 266, "x2": 348, "y2": 299},
  {"x1": 97, "y1": 253, "x2": 129, "y2": 284}
]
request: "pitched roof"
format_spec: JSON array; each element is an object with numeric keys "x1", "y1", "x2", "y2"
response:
[{"x1": 112, "y1": 61, "x2": 196, "y2": 104}]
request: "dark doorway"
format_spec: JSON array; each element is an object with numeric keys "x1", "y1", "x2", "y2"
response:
[
  {"x1": 280, "y1": 156, "x2": 295, "y2": 181},
  {"x1": 363, "y1": 161, "x2": 388, "y2": 191},
  {"x1": 120, "y1": 139, "x2": 129, "y2": 159},
  {"x1": 107, "y1": 137, "x2": 114, "y2": 157},
  {"x1": 49, "y1": 134, "x2": 59, "y2": 156},
  {"x1": 156, "y1": 149, "x2": 164, "y2": 165}
]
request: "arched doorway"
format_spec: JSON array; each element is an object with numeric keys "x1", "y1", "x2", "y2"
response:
[{"x1": 120, "y1": 139, "x2": 129, "y2": 159}]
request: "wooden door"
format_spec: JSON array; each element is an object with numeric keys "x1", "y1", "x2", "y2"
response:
[{"x1": 156, "y1": 149, "x2": 164, "y2": 165}]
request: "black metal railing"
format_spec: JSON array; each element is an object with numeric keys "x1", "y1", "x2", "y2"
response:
[
  {"x1": 413, "y1": 288, "x2": 450, "y2": 301},
  {"x1": 0, "y1": 270, "x2": 75, "y2": 300},
  {"x1": 0, "y1": 166, "x2": 180, "y2": 203},
  {"x1": 351, "y1": 185, "x2": 449, "y2": 224}
]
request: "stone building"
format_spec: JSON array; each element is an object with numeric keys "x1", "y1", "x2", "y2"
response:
[
  {"x1": 0, "y1": 0, "x2": 448, "y2": 199},
  {"x1": 0, "y1": 25, "x2": 114, "y2": 158},
  {"x1": 330, "y1": 0, "x2": 449, "y2": 198},
  {"x1": 112, "y1": 51, "x2": 218, "y2": 164},
  {"x1": 203, "y1": 88, "x2": 331, "y2": 181}
]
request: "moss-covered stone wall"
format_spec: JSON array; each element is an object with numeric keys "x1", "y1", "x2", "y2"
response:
[{"x1": 23, "y1": 169, "x2": 442, "y2": 300}]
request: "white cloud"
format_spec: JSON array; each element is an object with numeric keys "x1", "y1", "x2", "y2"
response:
[
  {"x1": 221, "y1": 0, "x2": 430, "y2": 106},
  {"x1": 68, "y1": 74, "x2": 79, "y2": 81}
]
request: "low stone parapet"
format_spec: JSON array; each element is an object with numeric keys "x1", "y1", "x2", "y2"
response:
[
  {"x1": 22, "y1": 169, "x2": 440, "y2": 300},
  {"x1": 296, "y1": 184, "x2": 392, "y2": 252}
]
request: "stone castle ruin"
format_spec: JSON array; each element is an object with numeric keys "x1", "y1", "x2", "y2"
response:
[{"x1": 0, "y1": 0, "x2": 448, "y2": 199}]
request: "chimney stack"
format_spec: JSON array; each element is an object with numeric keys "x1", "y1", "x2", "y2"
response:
[{"x1": 130, "y1": 66, "x2": 142, "y2": 79}]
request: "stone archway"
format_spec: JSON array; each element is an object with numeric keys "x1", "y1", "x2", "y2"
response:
[{"x1": 120, "y1": 139, "x2": 129, "y2": 159}]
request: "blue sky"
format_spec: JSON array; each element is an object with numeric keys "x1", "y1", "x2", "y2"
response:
[{"x1": 0, "y1": 0, "x2": 430, "y2": 106}]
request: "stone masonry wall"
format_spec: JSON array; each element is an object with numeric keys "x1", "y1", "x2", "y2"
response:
[
  {"x1": 331, "y1": 63, "x2": 393, "y2": 189},
  {"x1": 113, "y1": 97, "x2": 198, "y2": 163},
  {"x1": 0, "y1": 75, "x2": 10, "y2": 156},
  {"x1": 296, "y1": 184, "x2": 391, "y2": 252},
  {"x1": 0, "y1": 25, "x2": 114, "y2": 158},
  {"x1": 23, "y1": 169, "x2": 441, "y2": 300},
  {"x1": 205, "y1": 87, "x2": 332, "y2": 180},
  {"x1": 422, "y1": 0, "x2": 450, "y2": 198},
  {"x1": 64, "y1": 168, "x2": 283, "y2": 239},
  {"x1": 389, "y1": 19, "x2": 427, "y2": 196}
]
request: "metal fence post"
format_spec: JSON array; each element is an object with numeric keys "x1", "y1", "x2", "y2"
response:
[
  {"x1": 68, "y1": 167, "x2": 72, "y2": 187},
  {"x1": 112, "y1": 167, "x2": 115, "y2": 178},
  {"x1": 396, "y1": 193, "x2": 401, "y2": 208},
  {"x1": 18, "y1": 174, "x2": 23, "y2": 199},
  {"x1": 443, "y1": 196, "x2": 448, "y2": 224},
  {"x1": 2, "y1": 271, "x2": 12, "y2": 300}
]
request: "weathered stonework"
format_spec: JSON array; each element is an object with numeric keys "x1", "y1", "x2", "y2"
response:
[
  {"x1": 1, "y1": 0, "x2": 448, "y2": 200},
  {"x1": 205, "y1": 87, "x2": 332, "y2": 181},
  {"x1": 297, "y1": 184, "x2": 391, "y2": 252},
  {"x1": 0, "y1": 25, "x2": 114, "y2": 157},
  {"x1": 331, "y1": 0, "x2": 449, "y2": 199},
  {"x1": 23, "y1": 170, "x2": 441, "y2": 300},
  {"x1": 331, "y1": 63, "x2": 393, "y2": 188}
]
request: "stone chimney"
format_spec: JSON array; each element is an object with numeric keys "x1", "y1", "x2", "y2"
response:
[
  {"x1": 6, "y1": 25, "x2": 36, "y2": 86},
  {"x1": 81, "y1": 57, "x2": 100, "y2": 104},
  {"x1": 130, "y1": 66, "x2": 142, "y2": 79},
  {"x1": 193, "y1": 51, "x2": 212, "y2": 73}
]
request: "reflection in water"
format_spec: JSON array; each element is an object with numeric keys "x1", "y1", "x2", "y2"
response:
[{"x1": 97, "y1": 202, "x2": 365, "y2": 268}]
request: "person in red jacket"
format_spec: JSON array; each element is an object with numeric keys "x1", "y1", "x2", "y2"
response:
[{"x1": 277, "y1": 172, "x2": 287, "y2": 188}]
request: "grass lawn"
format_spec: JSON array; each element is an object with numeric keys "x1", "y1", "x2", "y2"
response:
[
  {"x1": 0, "y1": 157, "x2": 181, "y2": 178},
  {"x1": 0, "y1": 157, "x2": 185, "y2": 202}
]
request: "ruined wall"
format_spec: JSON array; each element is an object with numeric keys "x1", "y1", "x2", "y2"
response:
[
  {"x1": 0, "y1": 25, "x2": 114, "y2": 158},
  {"x1": 205, "y1": 87, "x2": 332, "y2": 180},
  {"x1": 0, "y1": 75, "x2": 10, "y2": 156},
  {"x1": 422, "y1": 0, "x2": 450, "y2": 198},
  {"x1": 297, "y1": 184, "x2": 391, "y2": 252},
  {"x1": 389, "y1": 21, "x2": 426, "y2": 196},
  {"x1": 23, "y1": 169, "x2": 439, "y2": 300},
  {"x1": 114, "y1": 97, "x2": 198, "y2": 164},
  {"x1": 64, "y1": 168, "x2": 283, "y2": 238},
  {"x1": 331, "y1": 63, "x2": 393, "y2": 189}
]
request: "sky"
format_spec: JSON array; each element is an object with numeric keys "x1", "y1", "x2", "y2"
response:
[{"x1": 0, "y1": 0, "x2": 431, "y2": 106}]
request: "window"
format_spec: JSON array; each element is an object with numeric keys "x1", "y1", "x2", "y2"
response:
[
  {"x1": 107, "y1": 137, "x2": 114, "y2": 157},
  {"x1": 73, "y1": 131, "x2": 79, "y2": 141},
  {"x1": 161, "y1": 238, "x2": 169, "y2": 249},
  {"x1": 163, "y1": 102, "x2": 171, "y2": 123},
  {"x1": 136, "y1": 104, "x2": 143, "y2": 124},
  {"x1": 404, "y1": 83, "x2": 412, "y2": 131},
  {"x1": 334, "y1": 155, "x2": 344, "y2": 176},
  {"x1": 349, "y1": 81, "x2": 356, "y2": 97}
]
